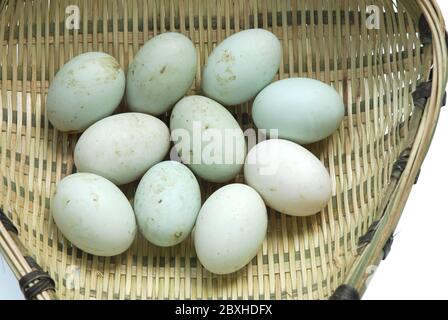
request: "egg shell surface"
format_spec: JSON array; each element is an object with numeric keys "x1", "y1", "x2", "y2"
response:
[
  {"x1": 244, "y1": 139, "x2": 332, "y2": 217},
  {"x1": 74, "y1": 113, "x2": 170, "y2": 185},
  {"x1": 51, "y1": 173, "x2": 136, "y2": 257},
  {"x1": 202, "y1": 29, "x2": 282, "y2": 106},
  {"x1": 126, "y1": 33, "x2": 197, "y2": 115},
  {"x1": 134, "y1": 161, "x2": 201, "y2": 247},
  {"x1": 194, "y1": 184, "x2": 267, "y2": 274},
  {"x1": 170, "y1": 95, "x2": 246, "y2": 183},
  {"x1": 252, "y1": 78, "x2": 345, "y2": 144},
  {"x1": 46, "y1": 52, "x2": 125, "y2": 133}
]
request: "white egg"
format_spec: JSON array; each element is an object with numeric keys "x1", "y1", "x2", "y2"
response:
[
  {"x1": 51, "y1": 173, "x2": 136, "y2": 257},
  {"x1": 74, "y1": 113, "x2": 170, "y2": 185},
  {"x1": 170, "y1": 95, "x2": 246, "y2": 183},
  {"x1": 253, "y1": 78, "x2": 345, "y2": 144},
  {"x1": 46, "y1": 52, "x2": 125, "y2": 133},
  {"x1": 244, "y1": 139, "x2": 332, "y2": 217},
  {"x1": 127, "y1": 33, "x2": 197, "y2": 115},
  {"x1": 202, "y1": 29, "x2": 282, "y2": 106},
  {"x1": 134, "y1": 161, "x2": 201, "y2": 247},
  {"x1": 194, "y1": 184, "x2": 267, "y2": 275}
]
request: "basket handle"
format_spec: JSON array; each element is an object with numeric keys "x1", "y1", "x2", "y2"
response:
[{"x1": 0, "y1": 209, "x2": 57, "y2": 300}]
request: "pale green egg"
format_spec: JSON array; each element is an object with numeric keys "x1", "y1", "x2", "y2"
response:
[
  {"x1": 202, "y1": 29, "x2": 282, "y2": 106},
  {"x1": 126, "y1": 33, "x2": 197, "y2": 115},
  {"x1": 194, "y1": 184, "x2": 267, "y2": 275},
  {"x1": 252, "y1": 78, "x2": 345, "y2": 144},
  {"x1": 51, "y1": 173, "x2": 136, "y2": 257},
  {"x1": 134, "y1": 161, "x2": 201, "y2": 247},
  {"x1": 46, "y1": 52, "x2": 125, "y2": 133},
  {"x1": 170, "y1": 95, "x2": 246, "y2": 183},
  {"x1": 74, "y1": 113, "x2": 170, "y2": 186}
]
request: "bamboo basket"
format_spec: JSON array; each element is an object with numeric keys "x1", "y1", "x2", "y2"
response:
[{"x1": 0, "y1": 0, "x2": 447, "y2": 300}]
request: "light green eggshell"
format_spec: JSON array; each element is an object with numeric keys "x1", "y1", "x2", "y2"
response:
[
  {"x1": 46, "y1": 52, "x2": 125, "y2": 133},
  {"x1": 170, "y1": 96, "x2": 246, "y2": 183},
  {"x1": 126, "y1": 33, "x2": 197, "y2": 115},
  {"x1": 134, "y1": 161, "x2": 201, "y2": 247},
  {"x1": 202, "y1": 29, "x2": 282, "y2": 106},
  {"x1": 74, "y1": 113, "x2": 170, "y2": 185},
  {"x1": 252, "y1": 78, "x2": 345, "y2": 144},
  {"x1": 51, "y1": 173, "x2": 136, "y2": 257},
  {"x1": 194, "y1": 184, "x2": 267, "y2": 275}
]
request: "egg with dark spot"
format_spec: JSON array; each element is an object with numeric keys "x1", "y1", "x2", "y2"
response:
[
  {"x1": 170, "y1": 96, "x2": 246, "y2": 183},
  {"x1": 46, "y1": 52, "x2": 125, "y2": 133},
  {"x1": 134, "y1": 161, "x2": 201, "y2": 247},
  {"x1": 202, "y1": 29, "x2": 282, "y2": 106},
  {"x1": 126, "y1": 33, "x2": 197, "y2": 115}
]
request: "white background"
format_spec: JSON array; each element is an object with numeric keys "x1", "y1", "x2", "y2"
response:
[{"x1": 1, "y1": 2, "x2": 448, "y2": 301}]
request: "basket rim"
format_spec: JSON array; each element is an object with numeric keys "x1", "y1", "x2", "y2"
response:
[{"x1": 336, "y1": 0, "x2": 448, "y2": 297}]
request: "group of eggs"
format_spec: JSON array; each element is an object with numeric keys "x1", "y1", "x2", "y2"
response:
[{"x1": 49, "y1": 29, "x2": 344, "y2": 275}]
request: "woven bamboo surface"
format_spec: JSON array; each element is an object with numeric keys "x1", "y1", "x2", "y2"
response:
[{"x1": 0, "y1": 0, "x2": 446, "y2": 300}]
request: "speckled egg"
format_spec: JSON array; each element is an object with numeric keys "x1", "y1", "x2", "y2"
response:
[
  {"x1": 253, "y1": 78, "x2": 345, "y2": 144},
  {"x1": 202, "y1": 29, "x2": 282, "y2": 105},
  {"x1": 194, "y1": 184, "x2": 267, "y2": 275},
  {"x1": 51, "y1": 173, "x2": 136, "y2": 257},
  {"x1": 126, "y1": 33, "x2": 197, "y2": 115},
  {"x1": 46, "y1": 52, "x2": 125, "y2": 133},
  {"x1": 74, "y1": 113, "x2": 170, "y2": 185},
  {"x1": 244, "y1": 139, "x2": 332, "y2": 217},
  {"x1": 170, "y1": 95, "x2": 246, "y2": 183},
  {"x1": 134, "y1": 161, "x2": 201, "y2": 247}
]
